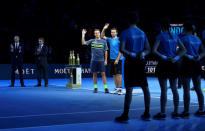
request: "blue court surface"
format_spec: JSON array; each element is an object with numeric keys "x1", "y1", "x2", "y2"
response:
[{"x1": 1, "y1": 77, "x2": 205, "y2": 131}]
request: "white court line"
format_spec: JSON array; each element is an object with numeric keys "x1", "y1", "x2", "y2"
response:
[
  {"x1": 0, "y1": 105, "x2": 199, "y2": 119},
  {"x1": 0, "y1": 87, "x2": 199, "y2": 104},
  {"x1": 0, "y1": 105, "x2": 203, "y2": 131}
]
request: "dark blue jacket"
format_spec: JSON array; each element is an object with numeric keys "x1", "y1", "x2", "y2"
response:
[{"x1": 10, "y1": 42, "x2": 24, "y2": 65}]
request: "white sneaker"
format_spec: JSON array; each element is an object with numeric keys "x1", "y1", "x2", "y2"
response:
[
  {"x1": 118, "y1": 88, "x2": 123, "y2": 95},
  {"x1": 111, "y1": 88, "x2": 119, "y2": 94}
]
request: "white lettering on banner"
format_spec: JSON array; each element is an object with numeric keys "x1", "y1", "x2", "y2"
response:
[
  {"x1": 15, "y1": 70, "x2": 19, "y2": 74},
  {"x1": 146, "y1": 60, "x2": 158, "y2": 66},
  {"x1": 170, "y1": 24, "x2": 183, "y2": 26},
  {"x1": 81, "y1": 68, "x2": 91, "y2": 74},
  {"x1": 67, "y1": 69, "x2": 70, "y2": 73},
  {"x1": 31, "y1": 69, "x2": 35, "y2": 74},
  {"x1": 145, "y1": 61, "x2": 157, "y2": 74},
  {"x1": 26, "y1": 69, "x2": 29, "y2": 74},
  {"x1": 146, "y1": 66, "x2": 156, "y2": 73},
  {"x1": 54, "y1": 68, "x2": 92, "y2": 75},
  {"x1": 54, "y1": 68, "x2": 70, "y2": 74},
  {"x1": 15, "y1": 68, "x2": 36, "y2": 75},
  {"x1": 54, "y1": 69, "x2": 60, "y2": 74}
]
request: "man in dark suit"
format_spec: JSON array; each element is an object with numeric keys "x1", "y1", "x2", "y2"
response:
[
  {"x1": 9, "y1": 35, "x2": 25, "y2": 87},
  {"x1": 35, "y1": 37, "x2": 48, "y2": 87}
]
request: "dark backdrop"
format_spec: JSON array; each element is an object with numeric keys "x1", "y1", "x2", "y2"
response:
[{"x1": 0, "y1": 0, "x2": 205, "y2": 64}]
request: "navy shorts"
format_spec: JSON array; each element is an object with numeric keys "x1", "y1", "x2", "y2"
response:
[
  {"x1": 90, "y1": 61, "x2": 105, "y2": 72},
  {"x1": 110, "y1": 60, "x2": 122, "y2": 75}
]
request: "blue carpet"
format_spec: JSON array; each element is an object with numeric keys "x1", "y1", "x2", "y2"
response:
[{"x1": 0, "y1": 77, "x2": 205, "y2": 131}]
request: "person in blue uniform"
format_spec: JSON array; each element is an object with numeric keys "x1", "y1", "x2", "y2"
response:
[
  {"x1": 101, "y1": 23, "x2": 123, "y2": 95},
  {"x1": 115, "y1": 12, "x2": 151, "y2": 121},
  {"x1": 153, "y1": 19, "x2": 186, "y2": 119},
  {"x1": 179, "y1": 22, "x2": 205, "y2": 117}
]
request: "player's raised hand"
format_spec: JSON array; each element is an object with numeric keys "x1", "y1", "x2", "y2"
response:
[
  {"x1": 82, "y1": 29, "x2": 87, "y2": 35},
  {"x1": 103, "y1": 23, "x2": 109, "y2": 30}
]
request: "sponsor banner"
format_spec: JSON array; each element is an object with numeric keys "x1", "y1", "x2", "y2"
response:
[{"x1": 1, "y1": 61, "x2": 204, "y2": 80}]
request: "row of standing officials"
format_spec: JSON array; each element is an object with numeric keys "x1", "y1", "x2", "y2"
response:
[{"x1": 9, "y1": 37, "x2": 48, "y2": 87}]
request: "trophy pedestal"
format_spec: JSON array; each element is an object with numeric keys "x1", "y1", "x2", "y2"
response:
[{"x1": 66, "y1": 65, "x2": 81, "y2": 88}]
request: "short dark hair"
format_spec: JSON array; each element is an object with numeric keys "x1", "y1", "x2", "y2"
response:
[
  {"x1": 111, "y1": 28, "x2": 118, "y2": 32},
  {"x1": 184, "y1": 21, "x2": 194, "y2": 32},
  {"x1": 94, "y1": 29, "x2": 100, "y2": 32},
  {"x1": 39, "y1": 37, "x2": 45, "y2": 42},
  {"x1": 160, "y1": 17, "x2": 171, "y2": 31}
]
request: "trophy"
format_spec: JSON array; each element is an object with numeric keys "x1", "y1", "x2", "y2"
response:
[
  {"x1": 66, "y1": 50, "x2": 81, "y2": 88},
  {"x1": 69, "y1": 50, "x2": 72, "y2": 65},
  {"x1": 68, "y1": 50, "x2": 80, "y2": 66},
  {"x1": 76, "y1": 54, "x2": 80, "y2": 65},
  {"x1": 72, "y1": 50, "x2": 75, "y2": 65}
]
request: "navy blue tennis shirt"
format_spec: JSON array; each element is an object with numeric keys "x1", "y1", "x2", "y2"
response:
[{"x1": 86, "y1": 39, "x2": 108, "y2": 61}]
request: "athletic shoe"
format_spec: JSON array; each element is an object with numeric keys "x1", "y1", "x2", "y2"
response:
[
  {"x1": 8, "y1": 85, "x2": 14, "y2": 87},
  {"x1": 171, "y1": 112, "x2": 179, "y2": 118},
  {"x1": 153, "y1": 113, "x2": 166, "y2": 119},
  {"x1": 118, "y1": 88, "x2": 123, "y2": 95},
  {"x1": 179, "y1": 111, "x2": 189, "y2": 117},
  {"x1": 105, "y1": 88, "x2": 109, "y2": 93},
  {"x1": 35, "y1": 84, "x2": 41, "y2": 87},
  {"x1": 111, "y1": 88, "x2": 119, "y2": 94},
  {"x1": 203, "y1": 89, "x2": 205, "y2": 92},
  {"x1": 194, "y1": 110, "x2": 205, "y2": 116},
  {"x1": 141, "y1": 112, "x2": 151, "y2": 120},
  {"x1": 93, "y1": 88, "x2": 98, "y2": 93},
  {"x1": 115, "y1": 114, "x2": 129, "y2": 122}
]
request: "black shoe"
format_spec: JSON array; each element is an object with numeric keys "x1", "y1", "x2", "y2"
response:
[
  {"x1": 93, "y1": 88, "x2": 98, "y2": 93},
  {"x1": 45, "y1": 84, "x2": 48, "y2": 87},
  {"x1": 35, "y1": 84, "x2": 41, "y2": 87},
  {"x1": 141, "y1": 112, "x2": 151, "y2": 120},
  {"x1": 115, "y1": 114, "x2": 129, "y2": 122},
  {"x1": 105, "y1": 88, "x2": 109, "y2": 93},
  {"x1": 179, "y1": 111, "x2": 189, "y2": 117},
  {"x1": 21, "y1": 84, "x2": 26, "y2": 87},
  {"x1": 153, "y1": 113, "x2": 166, "y2": 119},
  {"x1": 8, "y1": 85, "x2": 14, "y2": 87},
  {"x1": 194, "y1": 110, "x2": 205, "y2": 116},
  {"x1": 171, "y1": 112, "x2": 179, "y2": 118}
]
